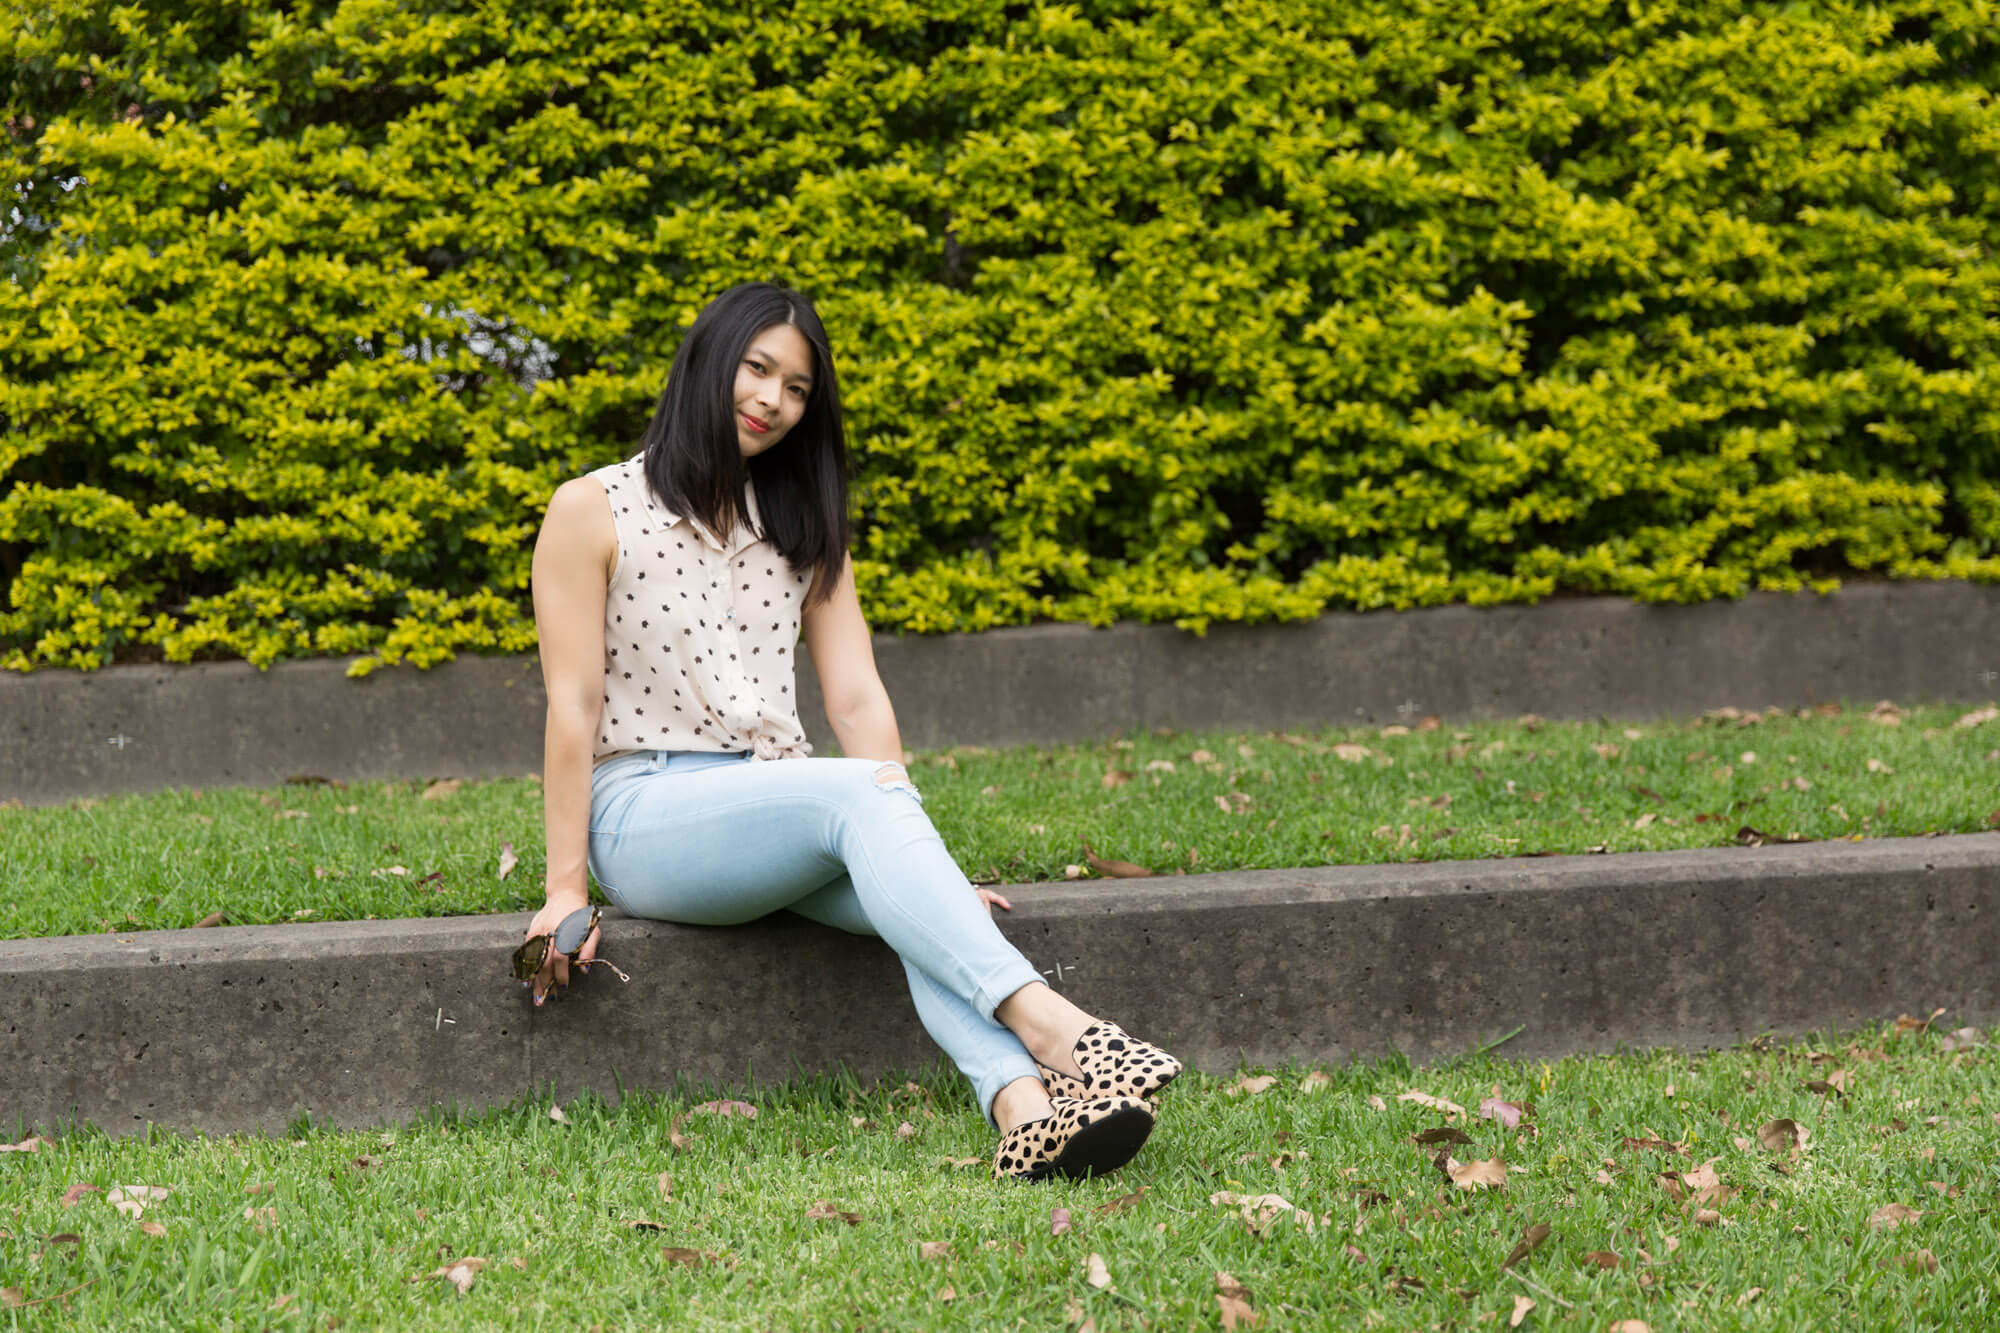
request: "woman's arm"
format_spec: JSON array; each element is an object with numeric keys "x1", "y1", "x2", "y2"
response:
[
  {"x1": 800, "y1": 552, "x2": 904, "y2": 765},
  {"x1": 524, "y1": 477, "x2": 615, "y2": 1000}
]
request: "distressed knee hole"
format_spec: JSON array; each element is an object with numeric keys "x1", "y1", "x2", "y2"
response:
[{"x1": 873, "y1": 762, "x2": 923, "y2": 803}]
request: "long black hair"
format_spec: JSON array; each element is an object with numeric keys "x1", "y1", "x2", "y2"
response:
[{"x1": 638, "y1": 282, "x2": 850, "y2": 609}]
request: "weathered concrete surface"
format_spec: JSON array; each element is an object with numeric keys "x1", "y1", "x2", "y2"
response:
[
  {"x1": 4, "y1": 579, "x2": 1996, "y2": 806},
  {"x1": 6, "y1": 833, "x2": 1995, "y2": 1137}
]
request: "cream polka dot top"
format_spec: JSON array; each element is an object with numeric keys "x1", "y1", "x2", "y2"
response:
[{"x1": 589, "y1": 453, "x2": 815, "y2": 765}]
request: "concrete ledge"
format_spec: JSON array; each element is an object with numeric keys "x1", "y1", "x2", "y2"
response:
[
  {"x1": 5, "y1": 579, "x2": 1997, "y2": 806},
  {"x1": 7, "y1": 833, "x2": 1996, "y2": 1136}
]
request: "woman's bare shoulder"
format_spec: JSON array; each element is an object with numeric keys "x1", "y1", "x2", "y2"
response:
[{"x1": 539, "y1": 476, "x2": 617, "y2": 574}]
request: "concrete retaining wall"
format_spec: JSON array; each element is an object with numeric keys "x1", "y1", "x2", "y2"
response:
[
  {"x1": 4, "y1": 579, "x2": 1997, "y2": 806},
  {"x1": 7, "y1": 832, "x2": 1995, "y2": 1137}
]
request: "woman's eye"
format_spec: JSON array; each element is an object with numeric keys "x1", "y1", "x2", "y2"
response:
[{"x1": 789, "y1": 385, "x2": 806, "y2": 399}]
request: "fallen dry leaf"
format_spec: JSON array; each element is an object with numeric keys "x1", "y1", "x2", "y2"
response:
[
  {"x1": 692, "y1": 1099, "x2": 757, "y2": 1119},
  {"x1": 1095, "y1": 1187, "x2": 1148, "y2": 1215},
  {"x1": 1100, "y1": 770, "x2": 1132, "y2": 789},
  {"x1": 1510, "y1": 1294, "x2": 1536, "y2": 1328},
  {"x1": 1081, "y1": 840, "x2": 1153, "y2": 877},
  {"x1": 422, "y1": 778, "x2": 462, "y2": 801},
  {"x1": 1226, "y1": 1075, "x2": 1278, "y2": 1097},
  {"x1": 194, "y1": 911, "x2": 228, "y2": 928},
  {"x1": 1608, "y1": 1323, "x2": 1653, "y2": 1333},
  {"x1": 1298, "y1": 1070, "x2": 1331, "y2": 1092},
  {"x1": 1878, "y1": 1249, "x2": 1939, "y2": 1274},
  {"x1": 1086, "y1": 1253, "x2": 1113, "y2": 1290},
  {"x1": 106, "y1": 1185, "x2": 172, "y2": 1218},
  {"x1": 919, "y1": 1241, "x2": 952, "y2": 1261},
  {"x1": 1440, "y1": 1156, "x2": 1507, "y2": 1190},
  {"x1": 1399, "y1": 1090, "x2": 1467, "y2": 1117},
  {"x1": 137, "y1": 1221, "x2": 167, "y2": 1238},
  {"x1": 423, "y1": 1256, "x2": 486, "y2": 1295},
  {"x1": 1693, "y1": 1208, "x2": 1723, "y2": 1227},
  {"x1": 937, "y1": 1283, "x2": 957, "y2": 1302},
  {"x1": 59, "y1": 1184, "x2": 101, "y2": 1208},
  {"x1": 656, "y1": 1173, "x2": 673, "y2": 1203},
  {"x1": 1581, "y1": 1250, "x2": 1622, "y2": 1269},
  {"x1": 896, "y1": 1121, "x2": 917, "y2": 1141},
  {"x1": 1215, "y1": 1270, "x2": 1259, "y2": 1329},
  {"x1": 1939, "y1": 1027, "x2": 1986, "y2": 1053},
  {"x1": 1331, "y1": 744, "x2": 1373, "y2": 763},
  {"x1": 1479, "y1": 1093, "x2": 1533, "y2": 1130},
  {"x1": 0, "y1": 1136, "x2": 52, "y2": 1154},
  {"x1": 547, "y1": 1104, "x2": 570, "y2": 1126},
  {"x1": 661, "y1": 1247, "x2": 723, "y2": 1268},
  {"x1": 1050, "y1": 1207, "x2": 1073, "y2": 1236},
  {"x1": 804, "y1": 1200, "x2": 862, "y2": 1226},
  {"x1": 1, "y1": 1290, "x2": 24, "y2": 1309},
  {"x1": 1501, "y1": 1222, "x2": 1551, "y2": 1270},
  {"x1": 497, "y1": 843, "x2": 519, "y2": 880},
  {"x1": 1758, "y1": 1118, "x2": 1809, "y2": 1154},
  {"x1": 1869, "y1": 1203, "x2": 1923, "y2": 1230},
  {"x1": 1412, "y1": 1126, "x2": 1473, "y2": 1147},
  {"x1": 1209, "y1": 1190, "x2": 1314, "y2": 1232}
]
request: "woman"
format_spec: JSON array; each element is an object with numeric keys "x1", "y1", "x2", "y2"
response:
[{"x1": 521, "y1": 281, "x2": 1181, "y2": 1181}]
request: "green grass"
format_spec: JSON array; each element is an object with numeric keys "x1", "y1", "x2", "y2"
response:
[
  {"x1": 4, "y1": 1025, "x2": 1996, "y2": 1329},
  {"x1": 3, "y1": 696, "x2": 1995, "y2": 941}
]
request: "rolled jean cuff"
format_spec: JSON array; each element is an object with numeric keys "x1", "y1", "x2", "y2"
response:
[
  {"x1": 971, "y1": 956, "x2": 1046, "y2": 1026},
  {"x1": 978, "y1": 1054, "x2": 1044, "y2": 1129}
]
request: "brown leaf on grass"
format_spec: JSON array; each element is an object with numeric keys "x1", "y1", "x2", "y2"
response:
[
  {"x1": 1802, "y1": 1079, "x2": 1847, "y2": 1100},
  {"x1": 107, "y1": 1185, "x2": 172, "y2": 1218},
  {"x1": 1, "y1": 1290, "x2": 23, "y2": 1309},
  {"x1": 1226, "y1": 1075, "x2": 1278, "y2": 1097},
  {"x1": 1050, "y1": 1207, "x2": 1073, "y2": 1236},
  {"x1": 1436, "y1": 1155, "x2": 1507, "y2": 1190},
  {"x1": 1209, "y1": 1190, "x2": 1315, "y2": 1232},
  {"x1": 1508, "y1": 1294, "x2": 1536, "y2": 1327},
  {"x1": 1479, "y1": 1093, "x2": 1534, "y2": 1130},
  {"x1": 137, "y1": 1220, "x2": 167, "y2": 1238},
  {"x1": 1080, "y1": 840, "x2": 1153, "y2": 877},
  {"x1": 1501, "y1": 1222, "x2": 1551, "y2": 1271},
  {"x1": 896, "y1": 1121, "x2": 917, "y2": 1141},
  {"x1": 419, "y1": 1256, "x2": 486, "y2": 1295},
  {"x1": 1622, "y1": 1136, "x2": 1689, "y2": 1156},
  {"x1": 1892, "y1": 1008, "x2": 1946, "y2": 1036},
  {"x1": 918, "y1": 1241, "x2": 952, "y2": 1260},
  {"x1": 1939, "y1": 1027, "x2": 1986, "y2": 1053},
  {"x1": 1331, "y1": 744, "x2": 1374, "y2": 763},
  {"x1": 1, "y1": 1136, "x2": 53, "y2": 1154},
  {"x1": 547, "y1": 1104, "x2": 570, "y2": 1126},
  {"x1": 1580, "y1": 1250, "x2": 1622, "y2": 1269},
  {"x1": 692, "y1": 1099, "x2": 757, "y2": 1119},
  {"x1": 656, "y1": 1173, "x2": 674, "y2": 1203},
  {"x1": 421, "y1": 779, "x2": 462, "y2": 801},
  {"x1": 1693, "y1": 1208, "x2": 1724, "y2": 1226},
  {"x1": 805, "y1": 1200, "x2": 862, "y2": 1226},
  {"x1": 1095, "y1": 1187, "x2": 1148, "y2": 1215},
  {"x1": 1298, "y1": 1070, "x2": 1331, "y2": 1092},
  {"x1": 1086, "y1": 1253, "x2": 1113, "y2": 1290},
  {"x1": 1878, "y1": 1249, "x2": 1939, "y2": 1274},
  {"x1": 1608, "y1": 1323, "x2": 1652, "y2": 1333},
  {"x1": 1412, "y1": 1127, "x2": 1473, "y2": 1147},
  {"x1": 1869, "y1": 1203, "x2": 1923, "y2": 1230},
  {"x1": 1399, "y1": 1090, "x2": 1466, "y2": 1117},
  {"x1": 1954, "y1": 707, "x2": 1999, "y2": 730},
  {"x1": 60, "y1": 1184, "x2": 101, "y2": 1208},
  {"x1": 1100, "y1": 770, "x2": 1133, "y2": 790},
  {"x1": 1215, "y1": 1271, "x2": 1260, "y2": 1329},
  {"x1": 497, "y1": 843, "x2": 519, "y2": 880},
  {"x1": 661, "y1": 1247, "x2": 724, "y2": 1268},
  {"x1": 194, "y1": 911, "x2": 228, "y2": 928},
  {"x1": 1758, "y1": 1118, "x2": 1810, "y2": 1154}
]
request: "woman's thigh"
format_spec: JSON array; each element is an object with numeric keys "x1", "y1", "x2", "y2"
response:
[{"x1": 587, "y1": 751, "x2": 909, "y2": 925}]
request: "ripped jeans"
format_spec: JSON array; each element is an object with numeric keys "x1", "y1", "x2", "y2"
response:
[{"x1": 587, "y1": 749, "x2": 1043, "y2": 1125}]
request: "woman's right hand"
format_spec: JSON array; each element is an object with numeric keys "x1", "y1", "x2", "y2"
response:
[{"x1": 522, "y1": 890, "x2": 601, "y2": 1006}]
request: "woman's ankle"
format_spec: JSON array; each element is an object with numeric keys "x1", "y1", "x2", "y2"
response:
[
  {"x1": 991, "y1": 1075, "x2": 1054, "y2": 1134},
  {"x1": 994, "y1": 982, "x2": 1097, "y2": 1078}
]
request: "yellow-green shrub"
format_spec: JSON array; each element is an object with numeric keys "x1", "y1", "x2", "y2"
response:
[{"x1": 4, "y1": 0, "x2": 1996, "y2": 672}]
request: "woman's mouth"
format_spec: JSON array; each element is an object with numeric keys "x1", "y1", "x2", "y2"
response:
[{"x1": 740, "y1": 412, "x2": 771, "y2": 435}]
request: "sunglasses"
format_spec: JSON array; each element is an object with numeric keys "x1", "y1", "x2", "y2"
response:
[{"x1": 513, "y1": 905, "x2": 629, "y2": 987}]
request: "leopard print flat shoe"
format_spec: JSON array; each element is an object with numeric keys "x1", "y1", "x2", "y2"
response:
[
  {"x1": 992, "y1": 1094, "x2": 1155, "y2": 1182},
  {"x1": 1035, "y1": 1021, "x2": 1184, "y2": 1102}
]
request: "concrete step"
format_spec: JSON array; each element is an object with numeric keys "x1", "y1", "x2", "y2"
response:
[{"x1": 6, "y1": 833, "x2": 1996, "y2": 1137}]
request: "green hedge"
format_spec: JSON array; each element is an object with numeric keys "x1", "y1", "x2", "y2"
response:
[{"x1": 4, "y1": 0, "x2": 1998, "y2": 674}]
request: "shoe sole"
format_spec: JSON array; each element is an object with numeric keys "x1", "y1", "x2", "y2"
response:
[{"x1": 1034, "y1": 1104, "x2": 1156, "y2": 1182}]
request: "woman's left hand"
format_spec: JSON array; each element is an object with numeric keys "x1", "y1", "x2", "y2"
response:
[{"x1": 976, "y1": 888, "x2": 1012, "y2": 916}]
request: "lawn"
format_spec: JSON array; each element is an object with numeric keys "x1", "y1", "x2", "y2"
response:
[
  {"x1": 3, "y1": 1024, "x2": 1995, "y2": 1329},
  {"x1": 3, "y1": 697, "x2": 1996, "y2": 940}
]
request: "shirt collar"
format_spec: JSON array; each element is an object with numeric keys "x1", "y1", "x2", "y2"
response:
[{"x1": 630, "y1": 456, "x2": 764, "y2": 558}]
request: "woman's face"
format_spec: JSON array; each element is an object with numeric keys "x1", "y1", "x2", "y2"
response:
[{"x1": 733, "y1": 322, "x2": 815, "y2": 458}]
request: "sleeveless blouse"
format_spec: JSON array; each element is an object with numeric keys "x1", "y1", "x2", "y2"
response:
[{"x1": 588, "y1": 453, "x2": 815, "y2": 764}]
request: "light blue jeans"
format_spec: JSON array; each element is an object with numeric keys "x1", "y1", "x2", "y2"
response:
[{"x1": 587, "y1": 749, "x2": 1044, "y2": 1125}]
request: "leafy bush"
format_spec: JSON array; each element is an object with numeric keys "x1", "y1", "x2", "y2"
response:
[{"x1": 4, "y1": 0, "x2": 1997, "y2": 672}]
